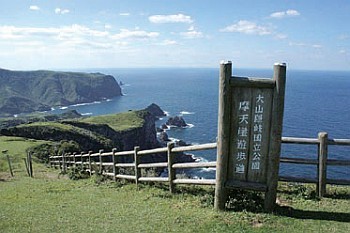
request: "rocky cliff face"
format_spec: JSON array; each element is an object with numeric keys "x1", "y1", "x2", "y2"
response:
[
  {"x1": 0, "y1": 69, "x2": 122, "y2": 116},
  {"x1": 63, "y1": 110, "x2": 160, "y2": 152}
]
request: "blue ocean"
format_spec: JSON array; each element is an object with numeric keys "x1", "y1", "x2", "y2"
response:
[{"x1": 52, "y1": 68, "x2": 350, "y2": 180}]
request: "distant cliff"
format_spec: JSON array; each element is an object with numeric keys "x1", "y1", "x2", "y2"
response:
[{"x1": 0, "y1": 68, "x2": 122, "y2": 116}]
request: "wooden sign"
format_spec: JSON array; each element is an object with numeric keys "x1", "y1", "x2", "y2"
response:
[{"x1": 215, "y1": 61, "x2": 286, "y2": 212}]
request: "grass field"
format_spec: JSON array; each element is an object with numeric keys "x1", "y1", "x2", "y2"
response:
[
  {"x1": 1, "y1": 136, "x2": 349, "y2": 232},
  {"x1": 81, "y1": 110, "x2": 147, "y2": 132}
]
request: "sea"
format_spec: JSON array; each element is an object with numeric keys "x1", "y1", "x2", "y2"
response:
[{"x1": 51, "y1": 68, "x2": 350, "y2": 181}]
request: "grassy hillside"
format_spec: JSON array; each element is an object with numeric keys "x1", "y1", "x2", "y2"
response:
[
  {"x1": 1, "y1": 110, "x2": 156, "y2": 158},
  {"x1": 80, "y1": 110, "x2": 147, "y2": 132},
  {"x1": 0, "y1": 136, "x2": 349, "y2": 232}
]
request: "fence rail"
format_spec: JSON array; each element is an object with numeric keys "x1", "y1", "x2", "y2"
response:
[{"x1": 49, "y1": 132, "x2": 350, "y2": 197}]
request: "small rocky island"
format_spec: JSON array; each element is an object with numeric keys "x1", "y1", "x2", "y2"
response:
[
  {"x1": 0, "y1": 68, "x2": 122, "y2": 117},
  {"x1": 166, "y1": 116, "x2": 188, "y2": 128}
]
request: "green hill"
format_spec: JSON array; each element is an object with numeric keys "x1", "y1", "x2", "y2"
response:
[
  {"x1": 0, "y1": 109, "x2": 158, "y2": 154},
  {"x1": 0, "y1": 68, "x2": 122, "y2": 116}
]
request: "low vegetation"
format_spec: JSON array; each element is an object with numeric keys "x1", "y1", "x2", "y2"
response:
[
  {"x1": 1, "y1": 137, "x2": 349, "y2": 232},
  {"x1": 81, "y1": 110, "x2": 147, "y2": 132}
]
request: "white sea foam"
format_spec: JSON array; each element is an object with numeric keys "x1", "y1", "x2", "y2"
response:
[
  {"x1": 60, "y1": 106, "x2": 68, "y2": 110},
  {"x1": 72, "y1": 102, "x2": 91, "y2": 107},
  {"x1": 164, "y1": 111, "x2": 170, "y2": 116},
  {"x1": 180, "y1": 111, "x2": 195, "y2": 115},
  {"x1": 51, "y1": 107, "x2": 55, "y2": 111},
  {"x1": 201, "y1": 167, "x2": 216, "y2": 172},
  {"x1": 168, "y1": 137, "x2": 180, "y2": 143},
  {"x1": 189, "y1": 154, "x2": 201, "y2": 162},
  {"x1": 184, "y1": 123, "x2": 194, "y2": 129},
  {"x1": 81, "y1": 112, "x2": 93, "y2": 116}
]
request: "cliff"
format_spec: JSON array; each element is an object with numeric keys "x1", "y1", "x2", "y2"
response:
[
  {"x1": 0, "y1": 110, "x2": 153, "y2": 152},
  {"x1": 0, "y1": 68, "x2": 122, "y2": 116},
  {"x1": 0, "y1": 105, "x2": 194, "y2": 164}
]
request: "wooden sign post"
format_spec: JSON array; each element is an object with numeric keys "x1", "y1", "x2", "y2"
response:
[{"x1": 215, "y1": 61, "x2": 286, "y2": 212}]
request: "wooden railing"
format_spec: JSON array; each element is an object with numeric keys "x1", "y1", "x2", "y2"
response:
[
  {"x1": 49, "y1": 132, "x2": 350, "y2": 197},
  {"x1": 49, "y1": 142, "x2": 217, "y2": 192},
  {"x1": 280, "y1": 132, "x2": 350, "y2": 197}
]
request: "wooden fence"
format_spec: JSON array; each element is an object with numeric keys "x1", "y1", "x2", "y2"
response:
[{"x1": 49, "y1": 132, "x2": 350, "y2": 197}]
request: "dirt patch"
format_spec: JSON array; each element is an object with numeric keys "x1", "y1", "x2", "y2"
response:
[{"x1": 0, "y1": 172, "x2": 13, "y2": 181}]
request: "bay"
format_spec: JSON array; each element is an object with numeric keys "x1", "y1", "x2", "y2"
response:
[{"x1": 52, "y1": 68, "x2": 350, "y2": 180}]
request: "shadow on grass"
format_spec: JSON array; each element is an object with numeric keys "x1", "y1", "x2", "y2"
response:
[
  {"x1": 275, "y1": 205, "x2": 350, "y2": 223},
  {"x1": 324, "y1": 192, "x2": 350, "y2": 200}
]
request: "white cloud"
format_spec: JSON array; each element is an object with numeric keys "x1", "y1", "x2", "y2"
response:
[
  {"x1": 312, "y1": 44, "x2": 322, "y2": 48},
  {"x1": 179, "y1": 25, "x2": 203, "y2": 39},
  {"x1": 289, "y1": 42, "x2": 322, "y2": 49},
  {"x1": 220, "y1": 20, "x2": 272, "y2": 35},
  {"x1": 289, "y1": 42, "x2": 306, "y2": 47},
  {"x1": 270, "y1": 9, "x2": 300, "y2": 19},
  {"x1": 119, "y1": 13, "x2": 130, "y2": 16},
  {"x1": 339, "y1": 49, "x2": 349, "y2": 55},
  {"x1": 275, "y1": 33, "x2": 288, "y2": 40},
  {"x1": 55, "y1": 8, "x2": 70, "y2": 15},
  {"x1": 112, "y1": 29, "x2": 159, "y2": 40},
  {"x1": 149, "y1": 14, "x2": 193, "y2": 24},
  {"x1": 159, "y1": 40, "x2": 178, "y2": 45},
  {"x1": 104, "y1": 24, "x2": 112, "y2": 29},
  {"x1": 29, "y1": 5, "x2": 40, "y2": 11},
  {"x1": 0, "y1": 24, "x2": 158, "y2": 50}
]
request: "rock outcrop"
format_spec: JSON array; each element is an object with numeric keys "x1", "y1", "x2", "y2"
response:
[
  {"x1": 145, "y1": 103, "x2": 166, "y2": 119},
  {"x1": 166, "y1": 116, "x2": 188, "y2": 127}
]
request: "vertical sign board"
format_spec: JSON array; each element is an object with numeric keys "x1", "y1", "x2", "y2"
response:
[
  {"x1": 215, "y1": 61, "x2": 286, "y2": 212},
  {"x1": 229, "y1": 87, "x2": 273, "y2": 183}
]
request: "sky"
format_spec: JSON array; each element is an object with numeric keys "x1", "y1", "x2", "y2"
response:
[{"x1": 0, "y1": 0, "x2": 350, "y2": 70}]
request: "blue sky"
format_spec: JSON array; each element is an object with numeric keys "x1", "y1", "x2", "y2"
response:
[{"x1": 0, "y1": 0, "x2": 349, "y2": 70}]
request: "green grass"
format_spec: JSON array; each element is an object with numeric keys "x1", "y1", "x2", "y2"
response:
[
  {"x1": 0, "y1": 136, "x2": 49, "y2": 174},
  {"x1": 16, "y1": 122, "x2": 74, "y2": 131},
  {"x1": 81, "y1": 110, "x2": 146, "y2": 132},
  {"x1": 1, "y1": 175, "x2": 349, "y2": 233},
  {"x1": 0, "y1": 137, "x2": 349, "y2": 232}
]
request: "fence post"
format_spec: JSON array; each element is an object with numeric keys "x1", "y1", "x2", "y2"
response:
[
  {"x1": 61, "y1": 152, "x2": 66, "y2": 173},
  {"x1": 264, "y1": 63, "x2": 287, "y2": 212},
  {"x1": 28, "y1": 152, "x2": 33, "y2": 178},
  {"x1": 23, "y1": 158, "x2": 30, "y2": 176},
  {"x1": 112, "y1": 148, "x2": 117, "y2": 182},
  {"x1": 80, "y1": 152, "x2": 84, "y2": 170},
  {"x1": 5, "y1": 154, "x2": 14, "y2": 177},
  {"x1": 167, "y1": 142, "x2": 176, "y2": 193},
  {"x1": 214, "y1": 61, "x2": 232, "y2": 211},
  {"x1": 134, "y1": 146, "x2": 141, "y2": 187},
  {"x1": 73, "y1": 152, "x2": 76, "y2": 168},
  {"x1": 59, "y1": 153, "x2": 62, "y2": 171},
  {"x1": 67, "y1": 153, "x2": 71, "y2": 170},
  {"x1": 317, "y1": 132, "x2": 328, "y2": 197},
  {"x1": 88, "y1": 151, "x2": 92, "y2": 176},
  {"x1": 99, "y1": 149, "x2": 104, "y2": 174}
]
